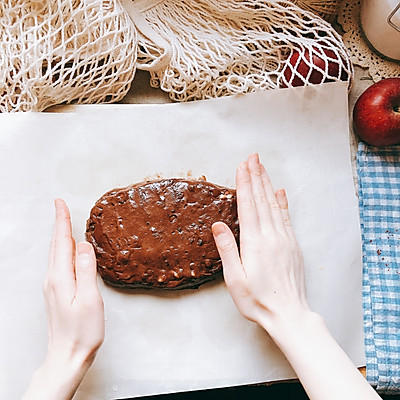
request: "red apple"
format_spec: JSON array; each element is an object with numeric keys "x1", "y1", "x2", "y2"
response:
[
  {"x1": 281, "y1": 46, "x2": 349, "y2": 87},
  {"x1": 353, "y1": 78, "x2": 400, "y2": 146}
]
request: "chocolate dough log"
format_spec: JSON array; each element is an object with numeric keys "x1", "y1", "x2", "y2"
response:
[{"x1": 86, "y1": 178, "x2": 239, "y2": 289}]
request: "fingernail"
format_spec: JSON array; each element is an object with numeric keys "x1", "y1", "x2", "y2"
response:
[
  {"x1": 248, "y1": 153, "x2": 259, "y2": 165},
  {"x1": 212, "y1": 223, "x2": 227, "y2": 237},
  {"x1": 276, "y1": 189, "x2": 288, "y2": 206},
  {"x1": 276, "y1": 188, "x2": 286, "y2": 198},
  {"x1": 77, "y1": 242, "x2": 92, "y2": 256},
  {"x1": 54, "y1": 198, "x2": 61, "y2": 212}
]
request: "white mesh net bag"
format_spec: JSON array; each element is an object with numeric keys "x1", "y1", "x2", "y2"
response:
[
  {"x1": 121, "y1": 0, "x2": 353, "y2": 102},
  {"x1": 0, "y1": 0, "x2": 138, "y2": 112},
  {"x1": 291, "y1": 0, "x2": 341, "y2": 20}
]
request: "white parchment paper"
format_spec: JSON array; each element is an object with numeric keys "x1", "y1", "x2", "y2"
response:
[{"x1": 0, "y1": 82, "x2": 365, "y2": 399}]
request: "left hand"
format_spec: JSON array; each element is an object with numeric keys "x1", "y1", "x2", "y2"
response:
[
  {"x1": 44, "y1": 198, "x2": 104, "y2": 368},
  {"x1": 22, "y1": 199, "x2": 104, "y2": 400}
]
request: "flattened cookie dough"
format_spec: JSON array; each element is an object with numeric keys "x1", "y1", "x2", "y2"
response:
[{"x1": 86, "y1": 178, "x2": 239, "y2": 289}]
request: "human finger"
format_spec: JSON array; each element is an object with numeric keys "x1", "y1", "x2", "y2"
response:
[
  {"x1": 212, "y1": 222, "x2": 245, "y2": 287},
  {"x1": 75, "y1": 242, "x2": 100, "y2": 299},
  {"x1": 276, "y1": 188, "x2": 290, "y2": 225},
  {"x1": 48, "y1": 199, "x2": 76, "y2": 294},
  {"x1": 236, "y1": 161, "x2": 260, "y2": 237},
  {"x1": 259, "y1": 164, "x2": 286, "y2": 231},
  {"x1": 48, "y1": 199, "x2": 64, "y2": 272},
  {"x1": 247, "y1": 153, "x2": 272, "y2": 226},
  {"x1": 48, "y1": 215, "x2": 56, "y2": 273},
  {"x1": 275, "y1": 188, "x2": 297, "y2": 242}
]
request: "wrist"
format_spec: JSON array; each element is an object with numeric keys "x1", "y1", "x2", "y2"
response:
[
  {"x1": 259, "y1": 309, "x2": 380, "y2": 400},
  {"x1": 257, "y1": 304, "x2": 323, "y2": 349},
  {"x1": 45, "y1": 343, "x2": 97, "y2": 372}
]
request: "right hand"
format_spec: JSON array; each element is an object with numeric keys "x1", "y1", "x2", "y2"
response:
[
  {"x1": 212, "y1": 153, "x2": 310, "y2": 332},
  {"x1": 213, "y1": 154, "x2": 382, "y2": 400}
]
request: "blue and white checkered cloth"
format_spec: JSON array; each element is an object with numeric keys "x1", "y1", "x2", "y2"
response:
[{"x1": 357, "y1": 142, "x2": 400, "y2": 394}]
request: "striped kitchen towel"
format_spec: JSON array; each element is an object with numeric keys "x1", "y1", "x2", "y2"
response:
[{"x1": 357, "y1": 142, "x2": 400, "y2": 394}]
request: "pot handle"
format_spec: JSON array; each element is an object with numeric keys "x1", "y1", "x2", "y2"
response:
[{"x1": 388, "y1": 3, "x2": 400, "y2": 32}]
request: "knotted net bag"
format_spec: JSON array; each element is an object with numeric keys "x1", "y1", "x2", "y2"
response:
[
  {"x1": 0, "y1": 0, "x2": 138, "y2": 112},
  {"x1": 291, "y1": 0, "x2": 341, "y2": 20},
  {"x1": 122, "y1": 0, "x2": 352, "y2": 101}
]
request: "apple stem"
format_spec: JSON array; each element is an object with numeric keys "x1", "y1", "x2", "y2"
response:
[{"x1": 394, "y1": 105, "x2": 400, "y2": 113}]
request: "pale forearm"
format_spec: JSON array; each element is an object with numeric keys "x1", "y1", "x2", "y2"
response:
[
  {"x1": 21, "y1": 355, "x2": 89, "y2": 400},
  {"x1": 264, "y1": 311, "x2": 380, "y2": 400}
]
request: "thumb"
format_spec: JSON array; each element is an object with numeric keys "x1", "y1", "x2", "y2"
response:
[
  {"x1": 75, "y1": 242, "x2": 99, "y2": 295},
  {"x1": 212, "y1": 222, "x2": 244, "y2": 287}
]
